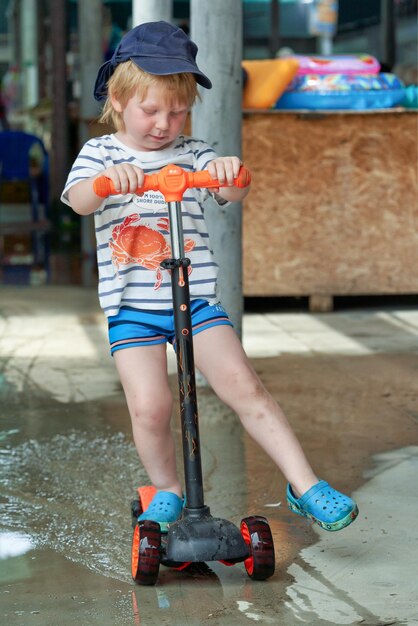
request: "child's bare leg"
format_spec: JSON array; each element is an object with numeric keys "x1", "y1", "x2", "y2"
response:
[
  {"x1": 194, "y1": 326, "x2": 317, "y2": 497},
  {"x1": 114, "y1": 344, "x2": 182, "y2": 498}
]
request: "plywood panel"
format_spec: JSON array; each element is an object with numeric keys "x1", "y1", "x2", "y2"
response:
[{"x1": 242, "y1": 110, "x2": 418, "y2": 298}]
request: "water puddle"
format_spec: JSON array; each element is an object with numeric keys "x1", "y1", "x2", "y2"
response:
[
  {"x1": 2, "y1": 409, "x2": 413, "y2": 623},
  {"x1": 0, "y1": 430, "x2": 147, "y2": 583}
]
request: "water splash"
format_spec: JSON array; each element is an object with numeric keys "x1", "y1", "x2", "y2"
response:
[
  {"x1": 0, "y1": 532, "x2": 32, "y2": 559},
  {"x1": 0, "y1": 431, "x2": 148, "y2": 583}
]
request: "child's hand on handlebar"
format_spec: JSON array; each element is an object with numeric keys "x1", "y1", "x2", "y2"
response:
[
  {"x1": 207, "y1": 156, "x2": 250, "y2": 202},
  {"x1": 207, "y1": 157, "x2": 243, "y2": 191},
  {"x1": 97, "y1": 164, "x2": 146, "y2": 196}
]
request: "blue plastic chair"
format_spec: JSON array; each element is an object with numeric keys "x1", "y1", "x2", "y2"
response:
[{"x1": 0, "y1": 130, "x2": 50, "y2": 282}]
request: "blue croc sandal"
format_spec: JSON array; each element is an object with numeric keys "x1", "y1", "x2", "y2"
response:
[
  {"x1": 287, "y1": 480, "x2": 358, "y2": 532},
  {"x1": 138, "y1": 491, "x2": 184, "y2": 532}
]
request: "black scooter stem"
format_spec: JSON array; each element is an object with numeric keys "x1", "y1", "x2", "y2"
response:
[{"x1": 163, "y1": 201, "x2": 205, "y2": 510}]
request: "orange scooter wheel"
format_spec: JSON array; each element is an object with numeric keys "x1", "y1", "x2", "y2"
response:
[
  {"x1": 240, "y1": 516, "x2": 275, "y2": 581},
  {"x1": 131, "y1": 520, "x2": 161, "y2": 586}
]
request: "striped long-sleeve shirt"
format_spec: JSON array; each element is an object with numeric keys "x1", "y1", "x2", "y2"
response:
[{"x1": 61, "y1": 134, "x2": 226, "y2": 317}]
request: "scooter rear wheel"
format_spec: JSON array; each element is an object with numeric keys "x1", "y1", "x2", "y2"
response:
[
  {"x1": 131, "y1": 520, "x2": 161, "y2": 585},
  {"x1": 240, "y1": 516, "x2": 275, "y2": 581},
  {"x1": 130, "y1": 499, "x2": 141, "y2": 529}
]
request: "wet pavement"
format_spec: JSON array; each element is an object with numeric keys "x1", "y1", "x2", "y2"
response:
[{"x1": 1, "y1": 286, "x2": 417, "y2": 626}]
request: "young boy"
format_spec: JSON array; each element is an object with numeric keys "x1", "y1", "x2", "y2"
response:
[{"x1": 62, "y1": 21, "x2": 358, "y2": 532}]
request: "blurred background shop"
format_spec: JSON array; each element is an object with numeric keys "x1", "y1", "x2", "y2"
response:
[{"x1": 0, "y1": 1, "x2": 416, "y2": 302}]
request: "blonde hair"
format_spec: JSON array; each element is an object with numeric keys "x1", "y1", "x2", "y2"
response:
[{"x1": 99, "y1": 60, "x2": 199, "y2": 130}]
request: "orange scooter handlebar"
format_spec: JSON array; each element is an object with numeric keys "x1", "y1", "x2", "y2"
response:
[{"x1": 93, "y1": 163, "x2": 251, "y2": 203}]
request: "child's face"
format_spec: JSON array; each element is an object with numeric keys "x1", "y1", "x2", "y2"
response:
[{"x1": 112, "y1": 83, "x2": 189, "y2": 152}]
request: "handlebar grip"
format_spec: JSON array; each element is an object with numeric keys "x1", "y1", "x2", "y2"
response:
[
  {"x1": 190, "y1": 166, "x2": 251, "y2": 190},
  {"x1": 234, "y1": 166, "x2": 252, "y2": 188},
  {"x1": 93, "y1": 176, "x2": 117, "y2": 198},
  {"x1": 93, "y1": 174, "x2": 160, "y2": 198}
]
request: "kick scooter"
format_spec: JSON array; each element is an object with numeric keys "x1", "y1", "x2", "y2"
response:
[{"x1": 94, "y1": 164, "x2": 275, "y2": 585}]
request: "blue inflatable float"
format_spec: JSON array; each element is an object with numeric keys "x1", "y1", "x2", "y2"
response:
[{"x1": 275, "y1": 73, "x2": 406, "y2": 110}]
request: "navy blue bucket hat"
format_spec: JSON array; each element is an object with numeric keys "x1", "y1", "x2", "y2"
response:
[{"x1": 94, "y1": 21, "x2": 212, "y2": 101}]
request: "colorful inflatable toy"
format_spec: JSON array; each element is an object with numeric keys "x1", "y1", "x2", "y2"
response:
[
  {"x1": 242, "y1": 58, "x2": 299, "y2": 109},
  {"x1": 291, "y1": 54, "x2": 380, "y2": 76},
  {"x1": 275, "y1": 73, "x2": 405, "y2": 110}
]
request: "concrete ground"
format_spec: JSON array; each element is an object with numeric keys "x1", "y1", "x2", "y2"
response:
[{"x1": 1, "y1": 286, "x2": 417, "y2": 626}]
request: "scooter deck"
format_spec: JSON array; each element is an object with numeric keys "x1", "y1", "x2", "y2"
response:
[{"x1": 136, "y1": 485, "x2": 157, "y2": 513}]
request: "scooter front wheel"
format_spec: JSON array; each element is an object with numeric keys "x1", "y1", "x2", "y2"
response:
[
  {"x1": 131, "y1": 520, "x2": 161, "y2": 585},
  {"x1": 240, "y1": 516, "x2": 275, "y2": 581}
]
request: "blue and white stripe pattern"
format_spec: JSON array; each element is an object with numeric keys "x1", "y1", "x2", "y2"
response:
[{"x1": 62, "y1": 135, "x2": 225, "y2": 317}]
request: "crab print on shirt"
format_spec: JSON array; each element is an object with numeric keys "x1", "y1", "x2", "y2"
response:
[{"x1": 109, "y1": 213, "x2": 195, "y2": 289}]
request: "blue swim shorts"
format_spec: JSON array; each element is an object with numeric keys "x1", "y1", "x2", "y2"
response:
[{"x1": 108, "y1": 299, "x2": 232, "y2": 354}]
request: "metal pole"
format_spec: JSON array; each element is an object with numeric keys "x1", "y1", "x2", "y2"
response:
[
  {"x1": 269, "y1": 0, "x2": 280, "y2": 58},
  {"x1": 50, "y1": 0, "x2": 68, "y2": 203},
  {"x1": 78, "y1": 0, "x2": 103, "y2": 287},
  {"x1": 190, "y1": 0, "x2": 244, "y2": 339},
  {"x1": 319, "y1": 35, "x2": 333, "y2": 55},
  {"x1": 132, "y1": 0, "x2": 172, "y2": 26},
  {"x1": 21, "y1": 0, "x2": 38, "y2": 109},
  {"x1": 381, "y1": 0, "x2": 396, "y2": 70}
]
